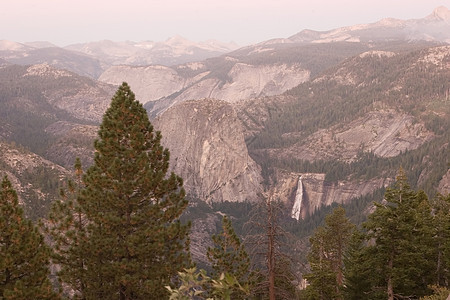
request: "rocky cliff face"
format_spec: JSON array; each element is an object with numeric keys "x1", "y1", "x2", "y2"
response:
[
  {"x1": 154, "y1": 99, "x2": 263, "y2": 203},
  {"x1": 98, "y1": 65, "x2": 189, "y2": 103},
  {"x1": 99, "y1": 61, "x2": 310, "y2": 114},
  {"x1": 271, "y1": 171, "x2": 393, "y2": 219},
  {"x1": 279, "y1": 109, "x2": 434, "y2": 162},
  {"x1": 162, "y1": 62, "x2": 309, "y2": 105}
]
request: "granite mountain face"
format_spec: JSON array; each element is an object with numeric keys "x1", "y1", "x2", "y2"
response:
[
  {"x1": 0, "y1": 7, "x2": 449, "y2": 222},
  {"x1": 153, "y1": 99, "x2": 263, "y2": 204}
]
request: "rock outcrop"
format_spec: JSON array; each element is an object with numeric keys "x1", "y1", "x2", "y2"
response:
[
  {"x1": 281, "y1": 109, "x2": 434, "y2": 162},
  {"x1": 0, "y1": 141, "x2": 69, "y2": 220},
  {"x1": 154, "y1": 99, "x2": 263, "y2": 203},
  {"x1": 271, "y1": 171, "x2": 393, "y2": 219},
  {"x1": 99, "y1": 62, "x2": 310, "y2": 114}
]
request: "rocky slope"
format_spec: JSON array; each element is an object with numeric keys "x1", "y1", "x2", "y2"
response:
[
  {"x1": 100, "y1": 59, "x2": 311, "y2": 115},
  {"x1": 44, "y1": 121, "x2": 98, "y2": 169},
  {"x1": 0, "y1": 141, "x2": 69, "y2": 220},
  {"x1": 1, "y1": 10, "x2": 449, "y2": 223},
  {"x1": 278, "y1": 109, "x2": 434, "y2": 162},
  {"x1": 0, "y1": 63, "x2": 115, "y2": 171},
  {"x1": 154, "y1": 99, "x2": 263, "y2": 203},
  {"x1": 97, "y1": 7, "x2": 448, "y2": 116},
  {"x1": 238, "y1": 45, "x2": 450, "y2": 218},
  {"x1": 0, "y1": 41, "x2": 105, "y2": 78}
]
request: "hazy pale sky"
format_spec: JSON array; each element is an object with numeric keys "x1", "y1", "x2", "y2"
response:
[{"x1": 2, "y1": 0, "x2": 449, "y2": 46}]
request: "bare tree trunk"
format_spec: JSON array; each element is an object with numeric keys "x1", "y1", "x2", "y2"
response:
[
  {"x1": 387, "y1": 252, "x2": 394, "y2": 300},
  {"x1": 267, "y1": 199, "x2": 276, "y2": 300}
]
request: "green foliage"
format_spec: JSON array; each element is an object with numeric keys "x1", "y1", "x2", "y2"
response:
[
  {"x1": 342, "y1": 230, "x2": 373, "y2": 300},
  {"x1": 430, "y1": 193, "x2": 450, "y2": 287},
  {"x1": 420, "y1": 285, "x2": 450, "y2": 300},
  {"x1": 207, "y1": 216, "x2": 255, "y2": 299},
  {"x1": 0, "y1": 176, "x2": 59, "y2": 299},
  {"x1": 48, "y1": 83, "x2": 191, "y2": 299},
  {"x1": 166, "y1": 267, "x2": 250, "y2": 300},
  {"x1": 166, "y1": 267, "x2": 210, "y2": 300},
  {"x1": 342, "y1": 173, "x2": 450, "y2": 299},
  {"x1": 304, "y1": 206, "x2": 355, "y2": 299},
  {"x1": 42, "y1": 158, "x2": 89, "y2": 298},
  {"x1": 359, "y1": 169, "x2": 437, "y2": 299}
]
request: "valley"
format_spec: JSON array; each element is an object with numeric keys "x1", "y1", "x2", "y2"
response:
[{"x1": 0, "y1": 7, "x2": 449, "y2": 294}]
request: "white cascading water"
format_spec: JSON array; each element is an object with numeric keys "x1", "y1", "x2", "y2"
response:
[{"x1": 291, "y1": 175, "x2": 303, "y2": 220}]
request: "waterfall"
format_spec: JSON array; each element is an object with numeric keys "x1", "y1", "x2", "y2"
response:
[{"x1": 291, "y1": 175, "x2": 303, "y2": 220}]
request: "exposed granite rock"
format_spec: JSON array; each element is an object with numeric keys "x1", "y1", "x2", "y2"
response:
[
  {"x1": 99, "y1": 65, "x2": 190, "y2": 103},
  {"x1": 271, "y1": 171, "x2": 393, "y2": 219},
  {"x1": 279, "y1": 109, "x2": 434, "y2": 162},
  {"x1": 154, "y1": 99, "x2": 263, "y2": 203},
  {"x1": 99, "y1": 62, "x2": 310, "y2": 114}
]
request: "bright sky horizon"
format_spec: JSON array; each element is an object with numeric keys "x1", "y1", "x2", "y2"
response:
[{"x1": 2, "y1": 0, "x2": 450, "y2": 47}]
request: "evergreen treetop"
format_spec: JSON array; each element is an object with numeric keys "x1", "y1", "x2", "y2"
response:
[
  {"x1": 0, "y1": 176, "x2": 59, "y2": 299},
  {"x1": 46, "y1": 83, "x2": 190, "y2": 299}
]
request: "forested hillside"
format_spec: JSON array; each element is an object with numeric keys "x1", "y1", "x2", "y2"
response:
[{"x1": 239, "y1": 46, "x2": 450, "y2": 199}]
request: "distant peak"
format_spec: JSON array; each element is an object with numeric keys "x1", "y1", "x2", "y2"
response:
[
  {"x1": 166, "y1": 35, "x2": 190, "y2": 43},
  {"x1": 427, "y1": 6, "x2": 450, "y2": 21},
  {"x1": 0, "y1": 40, "x2": 29, "y2": 51}
]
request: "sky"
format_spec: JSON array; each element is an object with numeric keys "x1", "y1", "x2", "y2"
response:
[{"x1": 2, "y1": 0, "x2": 449, "y2": 47}]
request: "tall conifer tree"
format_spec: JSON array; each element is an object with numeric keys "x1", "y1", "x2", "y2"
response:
[
  {"x1": 44, "y1": 158, "x2": 88, "y2": 299},
  {"x1": 362, "y1": 169, "x2": 435, "y2": 299},
  {"x1": 207, "y1": 215, "x2": 254, "y2": 299},
  {"x1": 83, "y1": 82, "x2": 190, "y2": 299},
  {"x1": 0, "y1": 176, "x2": 59, "y2": 299},
  {"x1": 51, "y1": 83, "x2": 190, "y2": 299},
  {"x1": 304, "y1": 206, "x2": 354, "y2": 300},
  {"x1": 431, "y1": 193, "x2": 450, "y2": 287}
]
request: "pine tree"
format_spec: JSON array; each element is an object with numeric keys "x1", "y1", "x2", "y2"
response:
[
  {"x1": 0, "y1": 176, "x2": 59, "y2": 299},
  {"x1": 207, "y1": 215, "x2": 254, "y2": 298},
  {"x1": 431, "y1": 193, "x2": 450, "y2": 287},
  {"x1": 50, "y1": 83, "x2": 190, "y2": 299},
  {"x1": 304, "y1": 206, "x2": 354, "y2": 300},
  {"x1": 83, "y1": 82, "x2": 190, "y2": 299},
  {"x1": 363, "y1": 169, "x2": 435, "y2": 299},
  {"x1": 342, "y1": 230, "x2": 373, "y2": 300},
  {"x1": 43, "y1": 158, "x2": 89, "y2": 299}
]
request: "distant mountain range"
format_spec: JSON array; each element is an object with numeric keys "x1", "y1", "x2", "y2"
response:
[
  {"x1": 1, "y1": 6, "x2": 448, "y2": 81},
  {"x1": 272, "y1": 6, "x2": 450, "y2": 44},
  {"x1": 100, "y1": 6, "x2": 450, "y2": 115},
  {"x1": 64, "y1": 36, "x2": 239, "y2": 67},
  {"x1": 0, "y1": 36, "x2": 239, "y2": 78}
]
